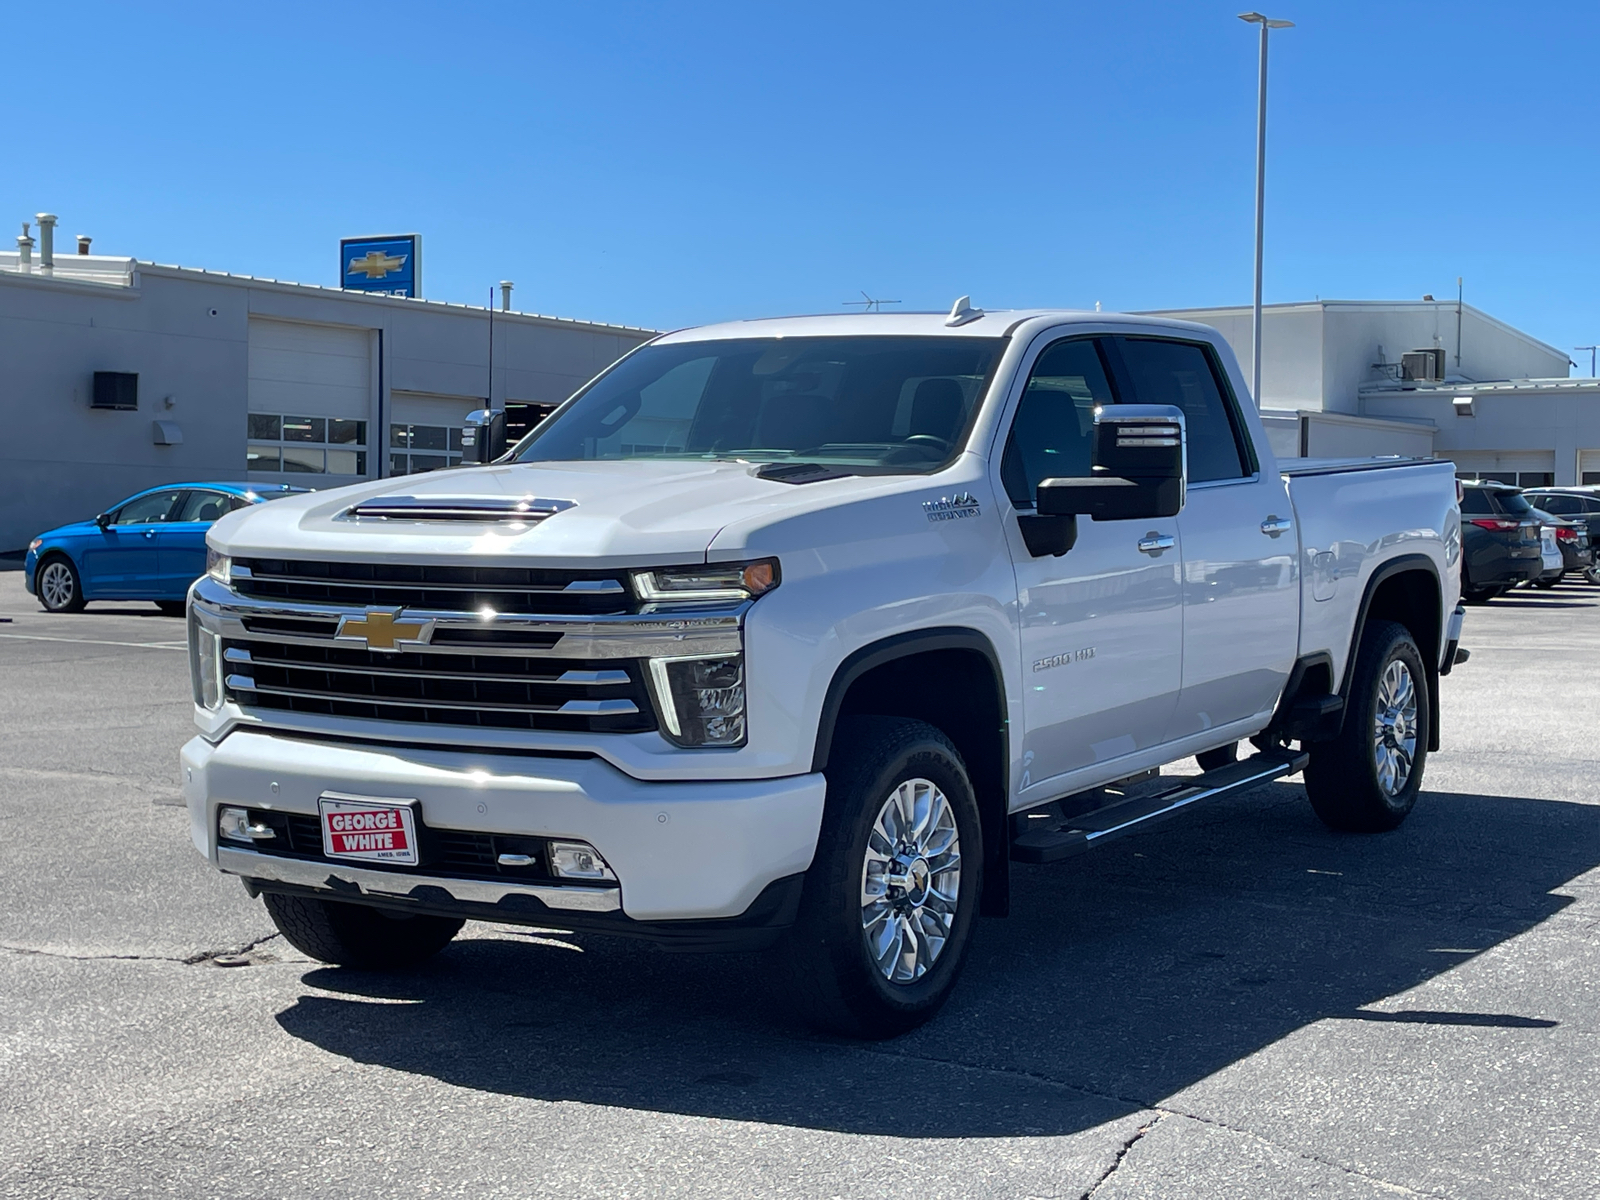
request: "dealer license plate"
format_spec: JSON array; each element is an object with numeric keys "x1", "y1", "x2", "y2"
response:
[{"x1": 319, "y1": 794, "x2": 419, "y2": 866}]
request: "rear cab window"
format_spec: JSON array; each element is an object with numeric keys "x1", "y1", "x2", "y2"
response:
[{"x1": 1109, "y1": 337, "x2": 1254, "y2": 482}]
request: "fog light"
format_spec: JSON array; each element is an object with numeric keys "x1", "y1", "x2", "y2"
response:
[
  {"x1": 217, "y1": 806, "x2": 275, "y2": 843},
  {"x1": 548, "y1": 840, "x2": 616, "y2": 881}
]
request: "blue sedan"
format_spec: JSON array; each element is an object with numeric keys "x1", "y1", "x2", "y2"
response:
[{"x1": 24, "y1": 482, "x2": 309, "y2": 614}]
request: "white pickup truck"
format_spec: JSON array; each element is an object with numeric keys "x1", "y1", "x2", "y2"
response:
[{"x1": 183, "y1": 304, "x2": 1466, "y2": 1037}]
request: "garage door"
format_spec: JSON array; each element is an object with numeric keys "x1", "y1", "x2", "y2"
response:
[
  {"x1": 1447, "y1": 450, "x2": 1555, "y2": 489},
  {"x1": 246, "y1": 318, "x2": 374, "y2": 479},
  {"x1": 1582, "y1": 450, "x2": 1600, "y2": 486},
  {"x1": 389, "y1": 391, "x2": 482, "y2": 475}
]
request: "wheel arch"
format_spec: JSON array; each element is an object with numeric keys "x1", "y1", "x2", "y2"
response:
[
  {"x1": 812, "y1": 627, "x2": 1011, "y2": 917},
  {"x1": 1343, "y1": 554, "x2": 1444, "y2": 752}
]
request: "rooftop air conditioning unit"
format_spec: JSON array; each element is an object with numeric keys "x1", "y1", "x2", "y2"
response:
[{"x1": 1401, "y1": 348, "x2": 1445, "y2": 383}]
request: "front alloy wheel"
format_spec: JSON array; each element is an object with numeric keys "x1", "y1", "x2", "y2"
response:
[
  {"x1": 861, "y1": 778, "x2": 962, "y2": 984},
  {"x1": 784, "y1": 716, "x2": 982, "y2": 1038},
  {"x1": 37, "y1": 557, "x2": 84, "y2": 613}
]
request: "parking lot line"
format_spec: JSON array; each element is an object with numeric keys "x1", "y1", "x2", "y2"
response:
[{"x1": 0, "y1": 632, "x2": 187, "y2": 651}]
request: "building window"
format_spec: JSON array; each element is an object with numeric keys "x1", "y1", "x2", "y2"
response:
[
  {"x1": 1584, "y1": 472, "x2": 1600, "y2": 486},
  {"x1": 390, "y1": 424, "x2": 465, "y2": 475},
  {"x1": 1516, "y1": 472, "x2": 1554, "y2": 488},
  {"x1": 248, "y1": 414, "x2": 368, "y2": 475}
]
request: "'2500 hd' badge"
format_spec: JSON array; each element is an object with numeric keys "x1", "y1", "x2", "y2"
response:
[{"x1": 923, "y1": 493, "x2": 981, "y2": 523}]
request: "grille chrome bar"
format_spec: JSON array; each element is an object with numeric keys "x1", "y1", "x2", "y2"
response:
[
  {"x1": 239, "y1": 570, "x2": 625, "y2": 596},
  {"x1": 229, "y1": 650, "x2": 632, "y2": 687},
  {"x1": 225, "y1": 677, "x2": 640, "y2": 718}
]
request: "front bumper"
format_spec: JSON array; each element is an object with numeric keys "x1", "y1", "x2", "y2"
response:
[{"x1": 183, "y1": 731, "x2": 826, "y2": 927}]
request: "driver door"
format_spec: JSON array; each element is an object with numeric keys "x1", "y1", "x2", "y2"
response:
[
  {"x1": 999, "y1": 335, "x2": 1184, "y2": 805},
  {"x1": 80, "y1": 489, "x2": 184, "y2": 596}
]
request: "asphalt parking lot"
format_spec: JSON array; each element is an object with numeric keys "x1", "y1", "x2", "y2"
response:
[{"x1": 2, "y1": 567, "x2": 1598, "y2": 1200}]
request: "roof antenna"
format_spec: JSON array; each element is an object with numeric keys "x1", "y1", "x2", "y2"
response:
[
  {"x1": 945, "y1": 295, "x2": 984, "y2": 327},
  {"x1": 842, "y1": 290, "x2": 901, "y2": 313}
]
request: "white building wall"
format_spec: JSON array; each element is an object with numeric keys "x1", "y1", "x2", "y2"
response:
[{"x1": 0, "y1": 263, "x2": 655, "y2": 551}]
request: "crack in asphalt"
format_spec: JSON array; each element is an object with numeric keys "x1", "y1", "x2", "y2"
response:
[
  {"x1": 863, "y1": 1045, "x2": 1450, "y2": 1198},
  {"x1": 0, "y1": 932, "x2": 282, "y2": 966},
  {"x1": 1080, "y1": 1112, "x2": 1163, "y2": 1198}
]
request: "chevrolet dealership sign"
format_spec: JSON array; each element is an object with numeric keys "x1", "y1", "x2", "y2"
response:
[{"x1": 340, "y1": 234, "x2": 420, "y2": 298}]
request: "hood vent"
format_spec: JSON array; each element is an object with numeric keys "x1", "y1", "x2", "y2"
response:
[{"x1": 344, "y1": 494, "x2": 576, "y2": 523}]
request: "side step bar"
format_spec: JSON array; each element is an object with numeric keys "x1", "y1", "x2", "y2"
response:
[{"x1": 1010, "y1": 749, "x2": 1310, "y2": 865}]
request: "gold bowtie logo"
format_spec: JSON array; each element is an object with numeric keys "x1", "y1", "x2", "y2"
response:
[
  {"x1": 347, "y1": 250, "x2": 407, "y2": 280},
  {"x1": 335, "y1": 609, "x2": 432, "y2": 652}
]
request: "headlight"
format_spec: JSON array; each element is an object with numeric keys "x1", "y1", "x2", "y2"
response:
[
  {"x1": 649, "y1": 653, "x2": 746, "y2": 747},
  {"x1": 632, "y1": 558, "x2": 779, "y2": 603},
  {"x1": 206, "y1": 547, "x2": 231, "y2": 585},
  {"x1": 28, "y1": 538, "x2": 41, "y2": 553},
  {"x1": 189, "y1": 613, "x2": 222, "y2": 710}
]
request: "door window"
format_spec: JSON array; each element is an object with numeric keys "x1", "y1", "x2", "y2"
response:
[
  {"x1": 1000, "y1": 338, "x2": 1116, "y2": 506},
  {"x1": 113, "y1": 490, "x2": 183, "y2": 524},
  {"x1": 1111, "y1": 337, "x2": 1251, "y2": 483},
  {"x1": 173, "y1": 491, "x2": 231, "y2": 523},
  {"x1": 1534, "y1": 494, "x2": 1577, "y2": 515}
]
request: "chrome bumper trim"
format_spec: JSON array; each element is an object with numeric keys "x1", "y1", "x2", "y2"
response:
[{"x1": 217, "y1": 845, "x2": 623, "y2": 912}]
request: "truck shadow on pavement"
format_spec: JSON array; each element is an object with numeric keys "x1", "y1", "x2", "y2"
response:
[{"x1": 275, "y1": 782, "x2": 1598, "y2": 1138}]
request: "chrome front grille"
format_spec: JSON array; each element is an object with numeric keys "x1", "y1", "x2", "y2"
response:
[
  {"x1": 221, "y1": 639, "x2": 656, "y2": 733},
  {"x1": 232, "y1": 558, "x2": 635, "y2": 616}
]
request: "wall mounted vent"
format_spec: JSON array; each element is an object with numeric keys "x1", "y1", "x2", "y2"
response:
[{"x1": 91, "y1": 371, "x2": 138, "y2": 410}]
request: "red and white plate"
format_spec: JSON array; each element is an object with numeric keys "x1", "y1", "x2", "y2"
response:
[{"x1": 318, "y1": 794, "x2": 419, "y2": 865}]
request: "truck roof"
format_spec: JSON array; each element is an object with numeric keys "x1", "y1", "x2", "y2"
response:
[{"x1": 653, "y1": 308, "x2": 1223, "y2": 343}]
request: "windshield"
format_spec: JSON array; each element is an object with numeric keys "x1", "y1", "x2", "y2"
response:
[{"x1": 513, "y1": 335, "x2": 1006, "y2": 473}]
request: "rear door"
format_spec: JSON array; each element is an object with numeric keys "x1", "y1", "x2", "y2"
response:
[
  {"x1": 1108, "y1": 335, "x2": 1299, "y2": 741},
  {"x1": 79, "y1": 489, "x2": 184, "y2": 596},
  {"x1": 157, "y1": 490, "x2": 238, "y2": 596},
  {"x1": 998, "y1": 334, "x2": 1183, "y2": 800}
]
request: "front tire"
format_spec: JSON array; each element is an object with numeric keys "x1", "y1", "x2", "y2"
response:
[
  {"x1": 1304, "y1": 620, "x2": 1429, "y2": 833},
  {"x1": 783, "y1": 717, "x2": 982, "y2": 1039},
  {"x1": 262, "y1": 892, "x2": 463, "y2": 969},
  {"x1": 37, "y1": 555, "x2": 85, "y2": 613}
]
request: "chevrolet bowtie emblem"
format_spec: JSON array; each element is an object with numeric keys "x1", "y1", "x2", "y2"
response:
[
  {"x1": 335, "y1": 608, "x2": 433, "y2": 652},
  {"x1": 347, "y1": 250, "x2": 407, "y2": 280}
]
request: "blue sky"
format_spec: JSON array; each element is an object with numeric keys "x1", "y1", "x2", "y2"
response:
[{"x1": 7, "y1": 1, "x2": 1598, "y2": 366}]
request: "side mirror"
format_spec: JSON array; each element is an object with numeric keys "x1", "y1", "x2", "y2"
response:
[
  {"x1": 95, "y1": 512, "x2": 112, "y2": 529},
  {"x1": 461, "y1": 408, "x2": 507, "y2": 464},
  {"x1": 1036, "y1": 405, "x2": 1186, "y2": 521}
]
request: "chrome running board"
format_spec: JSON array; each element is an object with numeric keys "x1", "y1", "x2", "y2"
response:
[{"x1": 1010, "y1": 749, "x2": 1310, "y2": 865}]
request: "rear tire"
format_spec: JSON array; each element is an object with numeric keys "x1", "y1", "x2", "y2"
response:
[
  {"x1": 262, "y1": 892, "x2": 463, "y2": 969},
  {"x1": 1304, "y1": 620, "x2": 1429, "y2": 833},
  {"x1": 36, "y1": 555, "x2": 85, "y2": 613},
  {"x1": 1533, "y1": 575, "x2": 1559, "y2": 589},
  {"x1": 1196, "y1": 742, "x2": 1239, "y2": 771},
  {"x1": 782, "y1": 716, "x2": 982, "y2": 1039}
]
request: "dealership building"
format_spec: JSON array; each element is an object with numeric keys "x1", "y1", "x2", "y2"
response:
[
  {"x1": 3, "y1": 219, "x2": 1599, "y2": 552},
  {"x1": 0, "y1": 223, "x2": 655, "y2": 552}
]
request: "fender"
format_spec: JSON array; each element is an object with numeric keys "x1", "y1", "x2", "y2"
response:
[
  {"x1": 1338, "y1": 553, "x2": 1444, "y2": 753},
  {"x1": 811, "y1": 626, "x2": 1012, "y2": 917}
]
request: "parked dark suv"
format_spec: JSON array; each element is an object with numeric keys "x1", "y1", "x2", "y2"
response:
[
  {"x1": 1523, "y1": 488, "x2": 1600, "y2": 583},
  {"x1": 1459, "y1": 481, "x2": 1543, "y2": 601}
]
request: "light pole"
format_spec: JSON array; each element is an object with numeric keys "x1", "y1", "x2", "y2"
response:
[
  {"x1": 1578, "y1": 346, "x2": 1597, "y2": 378},
  {"x1": 1239, "y1": 11, "x2": 1293, "y2": 409}
]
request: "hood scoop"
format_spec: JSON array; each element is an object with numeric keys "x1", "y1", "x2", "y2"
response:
[
  {"x1": 753, "y1": 462, "x2": 856, "y2": 485},
  {"x1": 342, "y1": 494, "x2": 577, "y2": 523}
]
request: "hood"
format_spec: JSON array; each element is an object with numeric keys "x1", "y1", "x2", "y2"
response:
[
  {"x1": 208, "y1": 458, "x2": 917, "y2": 568},
  {"x1": 39, "y1": 519, "x2": 101, "y2": 542}
]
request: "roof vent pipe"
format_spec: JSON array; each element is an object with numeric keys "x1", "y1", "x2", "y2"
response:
[
  {"x1": 35, "y1": 213, "x2": 56, "y2": 271},
  {"x1": 16, "y1": 222, "x2": 33, "y2": 271},
  {"x1": 77, "y1": 235, "x2": 91, "y2": 255},
  {"x1": 499, "y1": 280, "x2": 514, "y2": 312}
]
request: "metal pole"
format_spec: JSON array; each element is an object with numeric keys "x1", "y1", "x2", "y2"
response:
[
  {"x1": 1456, "y1": 276, "x2": 1463, "y2": 370},
  {"x1": 1251, "y1": 22, "x2": 1268, "y2": 408}
]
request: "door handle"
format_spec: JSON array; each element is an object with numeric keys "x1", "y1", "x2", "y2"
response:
[
  {"x1": 1137, "y1": 533, "x2": 1175, "y2": 556},
  {"x1": 144, "y1": 530, "x2": 157, "y2": 539},
  {"x1": 1260, "y1": 516, "x2": 1293, "y2": 538}
]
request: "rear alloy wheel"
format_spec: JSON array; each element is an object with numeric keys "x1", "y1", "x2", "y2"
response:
[
  {"x1": 262, "y1": 892, "x2": 463, "y2": 969},
  {"x1": 1304, "y1": 620, "x2": 1429, "y2": 833},
  {"x1": 783, "y1": 716, "x2": 981, "y2": 1038},
  {"x1": 37, "y1": 556, "x2": 85, "y2": 613}
]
